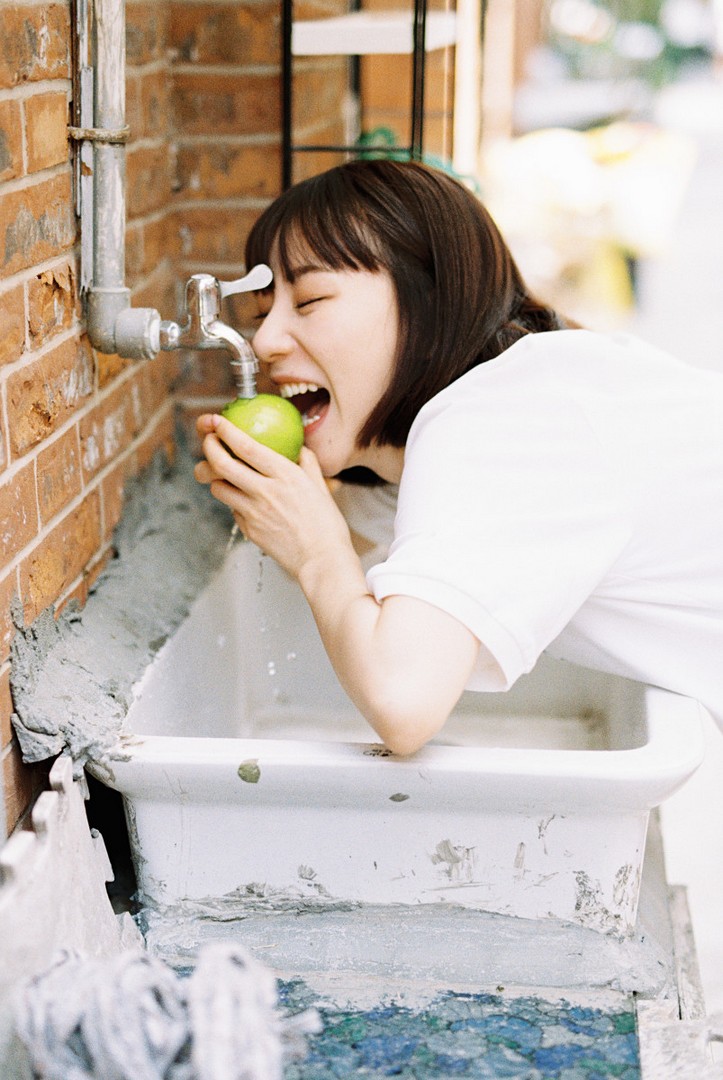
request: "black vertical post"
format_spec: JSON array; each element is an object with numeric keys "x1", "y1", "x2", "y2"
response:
[
  {"x1": 410, "y1": 0, "x2": 426, "y2": 160},
  {"x1": 281, "y1": 0, "x2": 293, "y2": 189}
]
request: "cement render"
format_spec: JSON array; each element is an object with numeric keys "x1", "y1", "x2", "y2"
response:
[{"x1": 9, "y1": 451, "x2": 231, "y2": 774}]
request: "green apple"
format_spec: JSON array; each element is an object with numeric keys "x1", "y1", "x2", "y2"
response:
[{"x1": 221, "y1": 394, "x2": 304, "y2": 462}]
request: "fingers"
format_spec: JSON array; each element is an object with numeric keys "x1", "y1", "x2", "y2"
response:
[
  {"x1": 298, "y1": 446, "x2": 333, "y2": 491},
  {"x1": 194, "y1": 459, "x2": 215, "y2": 485}
]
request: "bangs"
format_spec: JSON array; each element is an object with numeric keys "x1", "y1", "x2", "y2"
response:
[{"x1": 245, "y1": 169, "x2": 385, "y2": 282}]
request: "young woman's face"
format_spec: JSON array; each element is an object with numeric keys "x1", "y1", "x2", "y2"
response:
[{"x1": 251, "y1": 255, "x2": 402, "y2": 480}]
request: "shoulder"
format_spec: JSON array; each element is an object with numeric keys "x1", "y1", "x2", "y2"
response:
[{"x1": 407, "y1": 329, "x2": 607, "y2": 434}]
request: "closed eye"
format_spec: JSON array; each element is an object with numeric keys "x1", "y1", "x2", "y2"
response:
[{"x1": 296, "y1": 296, "x2": 326, "y2": 311}]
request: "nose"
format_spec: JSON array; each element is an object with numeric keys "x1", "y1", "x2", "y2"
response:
[{"x1": 251, "y1": 299, "x2": 292, "y2": 365}]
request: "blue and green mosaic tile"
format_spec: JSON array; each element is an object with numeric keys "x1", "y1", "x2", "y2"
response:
[{"x1": 280, "y1": 982, "x2": 639, "y2": 1079}]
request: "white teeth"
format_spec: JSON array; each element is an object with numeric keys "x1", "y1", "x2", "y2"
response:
[
  {"x1": 279, "y1": 382, "x2": 320, "y2": 399},
  {"x1": 302, "y1": 413, "x2": 322, "y2": 428}
]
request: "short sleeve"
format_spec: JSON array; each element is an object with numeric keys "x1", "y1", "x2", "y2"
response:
[{"x1": 366, "y1": 358, "x2": 634, "y2": 690}]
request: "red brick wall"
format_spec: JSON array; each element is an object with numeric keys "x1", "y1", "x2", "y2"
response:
[
  {"x1": 0, "y1": 0, "x2": 287, "y2": 839},
  {"x1": 0, "y1": 0, "x2": 382, "y2": 840},
  {"x1": 0, "y1": 0, "x2": 182, "y2": 838}
]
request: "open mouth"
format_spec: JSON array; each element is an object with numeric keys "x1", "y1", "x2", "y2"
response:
[{"x1": 279, "y1": 382, "x2": 330, "y2": 429}]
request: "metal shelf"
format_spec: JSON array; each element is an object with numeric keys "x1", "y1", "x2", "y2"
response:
[
  {"x1": 282, "y1": 0, "x2": 443, "y2": 188},
  {"x1": 292, "y1": 9, "x2": 457, "y2": 56}
]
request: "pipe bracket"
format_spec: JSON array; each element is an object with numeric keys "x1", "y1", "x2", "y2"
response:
[{"x1": 68, "y1": 125, "x2": 131, "y2": 144}]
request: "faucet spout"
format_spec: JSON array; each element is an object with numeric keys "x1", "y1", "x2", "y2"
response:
[
  {"x1": 158, "y1": 266, "x2": 273, "y2": 398},
  {"x1": 206, "y1": 320, "x2": 258, "y2": 399}
]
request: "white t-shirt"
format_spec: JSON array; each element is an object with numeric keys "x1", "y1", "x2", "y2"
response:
[{"x1": 366, "y1": 329, "x2": 723, "y2": 728}]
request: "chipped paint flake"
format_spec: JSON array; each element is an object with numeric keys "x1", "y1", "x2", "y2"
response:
[{"x1": 237, "y1": 759, "x2": 260, "y2": 784}]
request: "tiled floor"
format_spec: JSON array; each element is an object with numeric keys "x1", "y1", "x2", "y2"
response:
[{"x1": 623, "y1": 69, "x2": 723, "y2": 1015}]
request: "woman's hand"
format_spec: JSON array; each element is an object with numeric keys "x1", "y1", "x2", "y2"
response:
[{"x1": 194, "y1": 414, "x2": 353, "y2": 580}]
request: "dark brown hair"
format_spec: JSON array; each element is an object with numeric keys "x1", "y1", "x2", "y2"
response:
[{"x1": 245, "y1": 158, "x2": 566, "y2": 449}]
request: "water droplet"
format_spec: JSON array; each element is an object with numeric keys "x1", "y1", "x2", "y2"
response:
[
  {"x1": 286, "y1": 651, "x2": 297, "y2": 662},
  {"x1": 267, "y1": 661, "x2": 276, "y2": 676}
]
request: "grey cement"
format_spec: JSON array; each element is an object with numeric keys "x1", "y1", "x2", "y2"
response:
[
  {"x1": 139, "y1": 817, "x2": 679, "y2": 1003},
  {"x1": 10, "y1": 450, "x2": 231, "y2": 774}
]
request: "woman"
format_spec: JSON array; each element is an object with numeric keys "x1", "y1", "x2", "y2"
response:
[{"x1": 195, "y1": 159, "x2": 723, "y2": 755}]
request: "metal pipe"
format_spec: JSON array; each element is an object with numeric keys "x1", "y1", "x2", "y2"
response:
[
  {"x1": 79, "y1": 0, "x2": 161, "y2": 359},
  {"x1": 73, "y1": 0, "x2": 264, "y2": 373}
]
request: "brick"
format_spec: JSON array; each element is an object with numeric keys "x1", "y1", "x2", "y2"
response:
[
  {"x1": 1, "y1": 665, "x2": 12, "y2": 750},
  {"x1": 171, "y1": 205, "x2": 260, "y2": 263},
  {"x1": 79, "y1": 379, "x2": 143, "y2": 482},
  {"x1": 95, "y1": 349, "x2": 134, "y2": 389},
  {"x1": 0, "y1": 5, "x2": 70, "y2": 88},
  {"x1": 293, "y1": 62, "x2": 346, "y2": 134},
  {"x1": 138, "y1": 69, "x2": 171, "y2": 141},
  {"x1": 125, "y1": 68, "x2": 171, "y2": 144},
  {"x1": 3, "y1": 740, "x2": 49, "y2": 835},
  {"x1": 0, "y1": 99, "x2": 23, "y2": 181},
  {"x1": 18, "y1": 488, "x2": 102, "y2": 623},
  {"x1": 0, "y1": 570, "x2": 18, "y2": 666},
  {"x1": 125, "y1": 73, "x2": 143, "y2": 140},
  {"x1": 0, "y1": 172, "x2": 75, "y2": 277},
  {"x1": 101, "y1": 454, "x2": 136, "y2": 542},
  {"x1": 126, "y1": 219, "x2": 176, "y2": 285},
  {"x1": 168, "y1": 2, "x2": 279, "y2": 66},
  {"x1": 126, "y1": 1, "x2": 168, "y2": 66},
  {"x1": 173, "y1": 72, "x2": 280, "y2": 137},
  {"x1": 58, "y1": 548, "x2": 112, "y2": 613},
  {"x1": 217, "y1": 289, "x2": 259, "y2": 347},
  {"x1": 176, "y1": 348, "x2": 237, "y2": 399},
  {"x1": 0, "y1": 461, "x2": 38, "y2": 564},
  {"x1": 0, "y1": 283, "x2": 25, "y2": 367},
  {"x1": 174, "y1": 142, "x2": 281, "y2": 201},
  {"x1": 138, "y1": 350, "x2": 178, "y2": 422},
  {"x1": 295, "y1": 0, "x2": 348, "y2": 17},
  {"x1": 36, "y1": 426, "x2": 82, "y2": 525},
  {"x1": 3, "y1": 740, "x2": 34, "y2": 832},
  {"x1": 134, "y1": 408, "x2": 176, "y2": 476},
  {"x1": 288, "y1": 139, "x2": 346, "y2": 184},
  {"x1": 6, "y1": 334, "x2": 94, "y2": 457},
  {"x1": 25, "y1": 89, "x2": 69, "y2": 173},
  {"x1": 130, "y1": 263, "x2": 180, "y2": 321},
  {"x1": 126, "y1": 143, "x2": 172, "y2": 219},
  {"x1": 27, "y1": 260, "x2": 78, "y2": 347}
]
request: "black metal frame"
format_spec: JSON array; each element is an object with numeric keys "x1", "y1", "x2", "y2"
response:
[{"x1": 281, "y1": 0, "x2": 428, "y2": 189}]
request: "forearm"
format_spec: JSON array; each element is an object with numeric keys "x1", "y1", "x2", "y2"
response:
[
  {"x1": 194, "y1": 417, "x2": 481, "y2": 752},
  {"x1": 297, "y1": 544, "x2": 480, "y2": 755}
]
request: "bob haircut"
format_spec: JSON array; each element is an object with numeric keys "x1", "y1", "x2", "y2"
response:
[{"x1": 245, "y1": 159, "x2": 565, "y2": 450}]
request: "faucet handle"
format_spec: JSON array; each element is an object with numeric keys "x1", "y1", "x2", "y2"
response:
[{"x1": 218, "y1": 264, "x2": 273, "y2": 299}]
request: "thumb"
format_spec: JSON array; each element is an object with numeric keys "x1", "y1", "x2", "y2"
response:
[{"x1": 298, "y1": 446, "x2": 327, "y2": 485}]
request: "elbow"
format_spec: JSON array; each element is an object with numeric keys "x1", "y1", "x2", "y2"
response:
[
  {"x1": 367, "y1": 696, "x2": 447, "y2": 757},
  {"x1": 381, "y1": 729, "x2": 434, "y2": 757}
]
